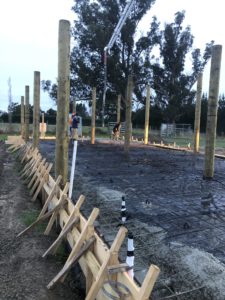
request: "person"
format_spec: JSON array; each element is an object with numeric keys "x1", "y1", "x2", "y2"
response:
[
  {"x1": 69, "y1": 113, "x2": 73, "y2": 137},
  {"x1": 112, "y1": 122, "x2": 121, "y2": 140},
  {"x1": 71, "y1": 112, "x2": 79, "y2": 140}
]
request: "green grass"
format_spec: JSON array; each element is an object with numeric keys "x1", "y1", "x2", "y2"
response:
[
  {"x1": 162, "y1": 134, "x2": 225, "y2": 149},
  {"x1": 0, "y1": 134, "x2": 7, "y2": 141},
  {"x1": 20, "y1": 209, "x2": 47, "y2": 233}
]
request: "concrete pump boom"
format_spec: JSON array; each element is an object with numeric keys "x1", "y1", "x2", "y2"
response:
[{"x1": 102, "y1": 0, "x2": 135, "y2": 127}]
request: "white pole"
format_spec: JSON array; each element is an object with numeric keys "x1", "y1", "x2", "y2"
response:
[{"x1": 69, "y1": 141, "x2": 78, "y2": 199}]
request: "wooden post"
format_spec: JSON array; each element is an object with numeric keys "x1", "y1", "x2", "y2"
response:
[
  {"x1": 21, "y1": 96, "x2": 25, "y2": 138},
  {"x1": 193, "y1": 73, "x2": 203, "y2": 153},
  {"x1": 204, "y1": 45, "x2": 222, "y2": 179},
  {"x1": 24, "y1": 85, "x2": 30, "y2": 142},
  {"x1": 124, "y1": 75, "x2": 133, "y2": 153},
  {"x1": 41, "y1": 113, "x2": 45, "y2": 138},
  {"x1": 55, "y1": 19, "x2": 71, "y2": 186},
  {"x1": 144, "y1": 85, "x2": 150, "y2": 145},
  {"x1": 91, "y1": 87, "x2": 96, "y2": 145},
  {"x1": 73, "y1": 98, "x2": 76, "y2": 113},
  {"x1": 33, "y1": 71, "x2": 40, "y2": 148},
  {"x1": 117, "y1": 94, "x2": 121, "y2": 123}
]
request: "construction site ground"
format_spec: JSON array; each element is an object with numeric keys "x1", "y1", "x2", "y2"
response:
[
  {"x1": 0, "y1": 142, "x2": 84, "y2": 300},
  {"x1": 39, "y1": 139, "x2": 225, "y2": 300},
  {"x1": 2, "y1": 138, "x2": 225, "y2": 299}
]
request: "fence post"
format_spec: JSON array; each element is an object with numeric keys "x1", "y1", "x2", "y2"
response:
[
  {"x1": 91, "y1": 87, "x2": 96, "y2": 145},
  {"x1": 193, "y1": 73, "x2": 203, "y2": 153},
  {"x1": 33, "y1": 71, "x2": 40, "y2": 148},
  {"x1": 117, "y1": 94, "x2": 121, "y2": 123},
  {"x1": 24, "y1": 85, "x2": 30, "y2": 142},
  {"x1": 204, "y1": 45, "x2": 222, "y2": 178},
  {"x1": 144, "y1": 85, "x2": 150, "y2": 145},
  {"x1": 124, "y1": 75, "x2": 133, "y2": 154},
  {"x1": 55, "y1": 19, "x2": 71, "y2": 186},
  {"x1": 21, "y1": 96, "x2": 25, "y2": 138}
]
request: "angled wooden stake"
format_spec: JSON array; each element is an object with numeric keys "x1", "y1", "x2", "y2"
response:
[
  {"x1": 47, "y1": 236, "x2": 96, "y2": 289},
  {"x1": 85, "y1": 226, "x2": 127, "y2": 300},
  {"x1": 66, "y1": 207, "x2": 99, "y2": 264},
  {"x1": 139, "y1": 265, "x2": 160, "y2": 300},
  {"x1": 31, "y1": 163, "x2": 52, "y2": 201},
  {"x1": 38, "y1": 175, "x2": 63, "y2": 218},
  {"x1": 59, "y1": 207, "x2": 99, "y2": 283},
  {"x1": 21, "y1": 144, "x2": 32, "y2": 163},
  {"x1": 17, "y1": 196, "x2": 66, "y2": 237},
  {"x1": 43, "y1": 216, "x2": 80, "y2": 257},
  {"x1": 20, "y1": 153, "x2": 38, "y2": 176},
  {"x1": 29, "y1": 162, "x2": 49, "y2": 195},
  {"x1": 27, "y1": 158, "x2": 46, "y2": 189},
  {"x1": 44, "y1": 194, "x2": 67, "y2": 235},
  {"x1": 23, "y1": 156, "x2": 42, "y2": 184},
  {"x1": 20, "y1": 154, "x2": 41, "y2": 179},
  {"x1": 42, "y1": 195, "x2": 85, "y2": 256}
]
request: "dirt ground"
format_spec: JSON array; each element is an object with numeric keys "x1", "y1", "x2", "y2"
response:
[
  {"x1": 0, "y1": 142, "x2": 84, "y2": 300},
  {"x1": 39, "y1": 139, "x2": 225, "y2": 300}
]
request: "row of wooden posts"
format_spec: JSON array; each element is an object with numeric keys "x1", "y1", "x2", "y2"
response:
[
  {"x1": 7, "y1": 140, "x2": 160, "y2": 299},
  {"x1": 19, "y1": 19, "x2": 222, "y2": 188}
]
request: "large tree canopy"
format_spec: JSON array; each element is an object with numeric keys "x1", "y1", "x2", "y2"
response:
[
  {"x1": 150, "y1": 11, "x2": 214, "y2": 122},
  {"x1": 42, "y1": 2, "x2": 213, "y2": 124}
]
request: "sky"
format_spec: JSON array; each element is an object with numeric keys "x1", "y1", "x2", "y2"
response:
[{"x1": 0, "y1": 0, "x2": 224, "y2": 112}]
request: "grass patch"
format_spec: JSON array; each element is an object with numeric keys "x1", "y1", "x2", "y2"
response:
[
  {"x1": 0, "y1": 134, "x2": 7, "y2": 141},
  {"x1": 20, "y1": 209, "x2": 47, "y2": 233}
]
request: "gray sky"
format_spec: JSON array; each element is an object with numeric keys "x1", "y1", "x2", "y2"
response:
[{"x1": 0, "y1": 0, "x2": 224, "y2": 112}]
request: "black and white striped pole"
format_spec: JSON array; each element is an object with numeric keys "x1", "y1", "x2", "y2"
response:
[
  {"x1": 126, "y1": 232, "x2": 134, "y2": 279},
  {"x1": 121, "y1": 196, "x2": 127, "y2": 223}
]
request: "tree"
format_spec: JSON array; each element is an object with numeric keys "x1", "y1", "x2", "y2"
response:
[
  {"x1": 150, "y1": 11, "x2": 214, "y2": 122},
  {"x1": 70, "y1": 0, "x2": 157, "y2": 121}
]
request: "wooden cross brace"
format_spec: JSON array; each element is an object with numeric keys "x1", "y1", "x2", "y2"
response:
[
  {"x1": 42, "y1": 194, "x2": 85, "y2": 257},
  {"x1": 31, "y1": 163, "x2": 53, "y2": 202},
  {"x1": 17, "y1": 195, "x2": 66, "y2": 238},
  {"x1": 85, "y1": 226, "x2": 128, "y2": 300},
  {"x1": 27, "y1": 158, "x2": 46, "y2": 189},
  {"x1": 47, "y1": 207, "x2": 99, "y2": 289}
]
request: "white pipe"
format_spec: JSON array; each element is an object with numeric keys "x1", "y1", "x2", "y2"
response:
[{"x1": 69, "y1": 141, "x2": 77, "y2": 199}]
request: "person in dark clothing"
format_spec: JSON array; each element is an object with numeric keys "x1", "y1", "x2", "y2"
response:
[
  {"x1": 72, "y1": 113, "x2": 79, "y2": 140},
  {"x1": 112, "y1": 122, "x2": 121, "y2": 140}
]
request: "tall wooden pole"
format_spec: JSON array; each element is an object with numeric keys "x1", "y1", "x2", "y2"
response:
[
  {"x1": 193, "y1": 73, "x2": 203, "y2": 153},
  {"x1": 144, "y1": 85, "x2": 150, "y2": 145},
  {"x1": 117, "y1": 94, "x2": 121, "y2": 123},
  {"x1": 21, "y1": 96, "x2": 25, "y2": 138},
  {"x1": 41, "y1": 113, "x2": 45, "y2": 138},
  {"x1": 24, "y1": 85, "x2": 30, "y2": 142},
  {"x1": 204, "y1": 45, "x2": 222, "y2": 179},
  {"x1": 73, "y1": 98, "x2": 76, "y2": 113},
  {"x1": 55, "y1": 20, "x2": 71, "y2": 186},
  {"x1": 91, "y1": 87, "x2": 96, "y2": 145},
  {"x1": 33, "y1": 71, "x2": 40, "y2": 148},
  {"x1": 124, "y1": 75, "x2": 133, "y2": 153}
]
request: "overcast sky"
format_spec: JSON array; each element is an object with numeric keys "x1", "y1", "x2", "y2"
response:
[{"x1": 0, "y1": 0, "x2": 224, "y2": 112}]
